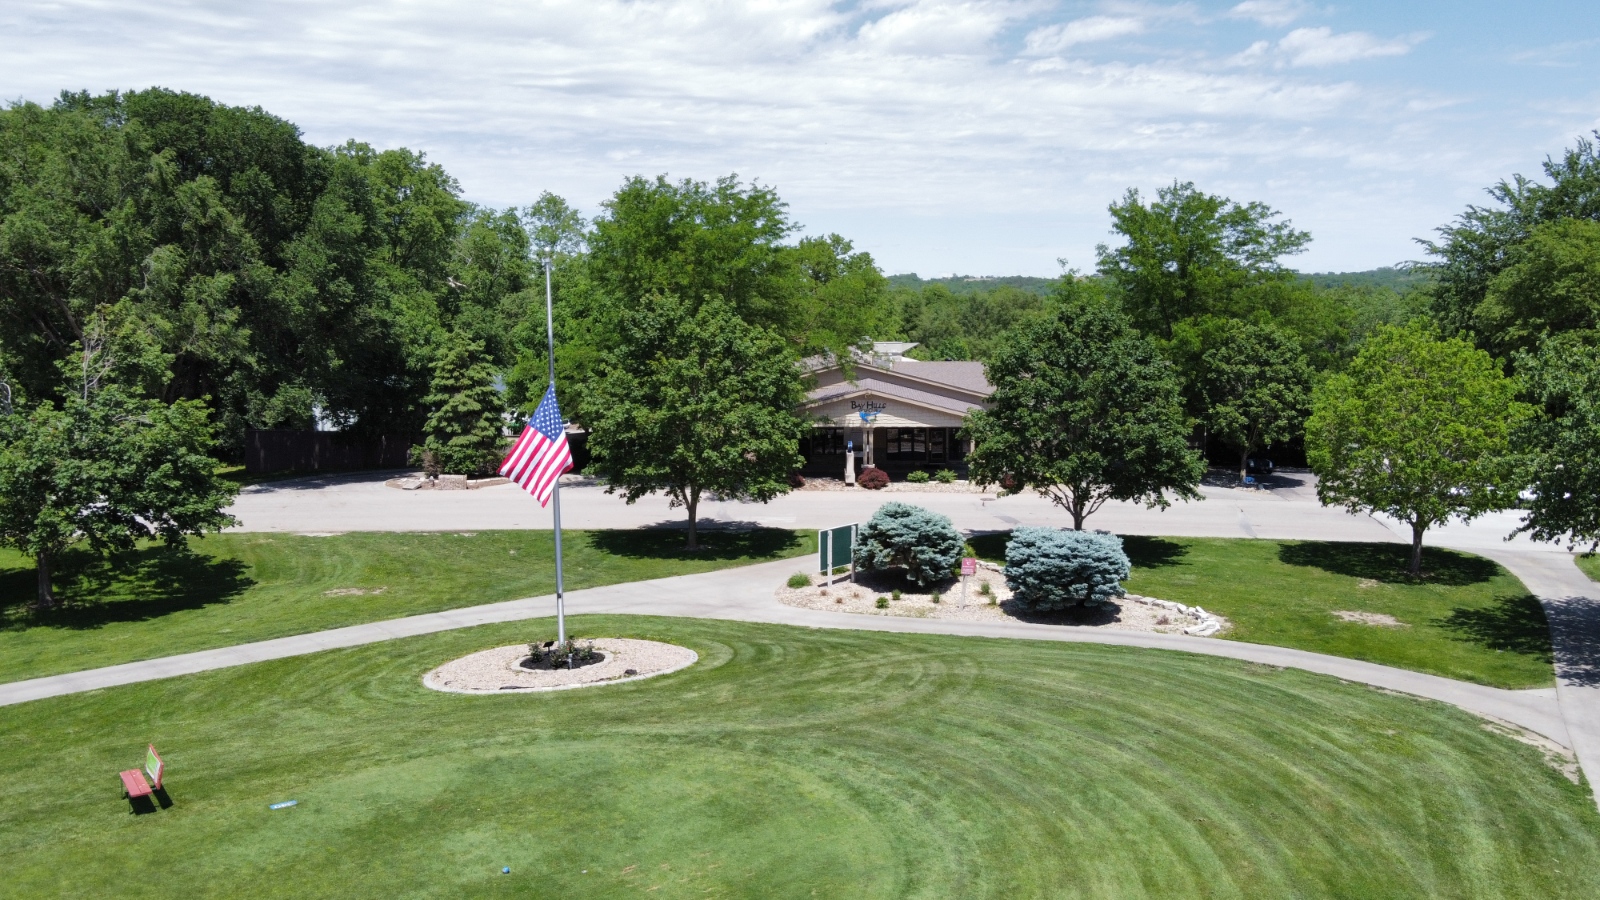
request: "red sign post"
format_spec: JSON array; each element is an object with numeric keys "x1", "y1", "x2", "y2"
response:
[{"x1": 960, "y1": 557, "x2": 976, "y2": 606}]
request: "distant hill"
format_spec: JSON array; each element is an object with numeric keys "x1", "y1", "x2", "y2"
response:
[
  {"x1": 889, "y1": 268, "x2": 1434, "y2": 294},
  {"x1": 1298, "y1": 267, "x2": 1435, "y2": 292},
  {"x1": 886, "y1": 274, "x2": 1060, "y2": 296}
]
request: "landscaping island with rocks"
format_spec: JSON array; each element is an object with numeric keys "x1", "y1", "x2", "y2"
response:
[
  {"x1": 423, "y1": 638, "x2": 698, "y2": 693},
  {"x1": 778, "y1": 566, "x2": 1229, "y2": 636}
]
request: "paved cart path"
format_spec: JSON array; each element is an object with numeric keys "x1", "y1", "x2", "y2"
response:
[{"x1": 0, "y1": 556, "x2": 1572, "y2": 753}]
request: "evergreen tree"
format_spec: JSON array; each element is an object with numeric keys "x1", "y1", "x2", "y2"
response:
[{"x1": 420, "y1": 332, "x2": 505, "y2": 476}]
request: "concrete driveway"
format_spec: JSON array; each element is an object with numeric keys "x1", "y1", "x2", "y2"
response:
[{"x1": 231, "y1": 469, "x2": 1557, "y2": 549}]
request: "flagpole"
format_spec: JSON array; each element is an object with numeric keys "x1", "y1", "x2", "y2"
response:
[{"x1": 543, "y1": 255, "x2": 566, "y2": 646}]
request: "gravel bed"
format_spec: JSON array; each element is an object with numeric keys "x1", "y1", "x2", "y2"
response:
[
  {"x1": 423, "y1": 638, "x2": 697, "y2": 694},
  {"x1": 777, "y1": 569, "x2": 1228, "y2": 634}
]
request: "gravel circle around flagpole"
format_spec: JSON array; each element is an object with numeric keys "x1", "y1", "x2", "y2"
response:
[{"x1": 422, "y1": 638, "x2": 698, "y2": 694}]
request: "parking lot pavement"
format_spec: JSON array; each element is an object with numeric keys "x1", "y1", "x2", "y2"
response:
[{"x1": 228, "y1": 469, "x2": 1568, "y2": 558}]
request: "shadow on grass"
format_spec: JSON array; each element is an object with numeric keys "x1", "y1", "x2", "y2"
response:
[
  {"x1": 0, "y1": 546, "x2": 253, "y2": 632},
  {"x1": 587, "y1": 527, "x2": 805, "y2": 561},
  {"x1": 966, "y1": 532, "x2": 1188, "y2": 570},
  {"x1": 1277, "y1": 542, "x2": 1500, "y2": 587},
  {"x1": 1122, "y1": 536, "x2": 1189, "y2": 570},
  {"x1": 966, "y1": 532, "x2": 1009, "y2": 563},
  {"x1": 1435, "y1": 594, "x2": 1553, "y2": 664}
]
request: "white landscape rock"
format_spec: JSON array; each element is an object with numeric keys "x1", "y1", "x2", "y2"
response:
[
  {"x1": 423, "y1": 638, "x2": 697, "y2": 694},
  {"x1": 777, "y1": 570, "x2": 1229, "y2": 636}
]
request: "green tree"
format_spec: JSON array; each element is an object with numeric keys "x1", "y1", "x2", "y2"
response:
[
  {"x1": 523, "y1": 192, "x2": 589, "y2": 258},
  {"x1": 586, "y1": 174, "x2": 799, "y2": 336},
  {"x1": 1306, "y1": 322, "x2": 1530, "y2": 576},
  {"x1": 1096, "y1": 181, "x2": 1311, "y2": 340},
  {"x1": 1425, "y1": 133, "x2": 1600, "y2": 342},
  {"x1": 585, "y1": 296, "x2": 806, "y2": 550},
  {"x1": 0, "y1": 333, "x2": 237, "y2": 607},
  {"x1": 1514, "y1": 331, "x2": 1600, "y2": 551},
  {"x1": 964, "y1": 298, "x2": 1205, "y2": 529},
  {"x1": 1193, "y1": 319, "x2": 1312, "y2": 481},
  {"x1": 1475, "y1": 218, "x2": 1600, "y2": 356},
  {"x1": 789, "y1": 234, "x2": 897, "y2": 357},
  {"x1": 0, "y1": 90, "x2": 532, "y2": 451},
  {"x1": 419, "y1": 332, "x2": 505, "y2": 476}
]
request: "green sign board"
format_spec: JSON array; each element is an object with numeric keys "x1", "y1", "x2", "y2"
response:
[{"x1": 818, "y1": 523, "x2": 857, "y2": 575}]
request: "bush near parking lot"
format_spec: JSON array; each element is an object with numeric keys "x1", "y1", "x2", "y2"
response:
[
  {"x1": 1004, "y1": 527, "x2": 1131, "y2": 611},
  {"x1": 857, "y1": 466, "x2": 889, "y2": 489},
  {"x1": 853, "y1": 502, "x2": 963, "y2": 587}
]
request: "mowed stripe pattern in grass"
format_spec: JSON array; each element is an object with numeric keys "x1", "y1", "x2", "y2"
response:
[
  {"x1": 0, "y1": 529, "x2": 810, "y2": 683},
  {"x1": 0, "y1": 617, "x2": 1595, "y2": 898}
]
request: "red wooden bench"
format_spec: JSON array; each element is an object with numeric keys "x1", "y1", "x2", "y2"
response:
[{"x1": 119, "y1": 745, "x2": 165, "y2": 801}]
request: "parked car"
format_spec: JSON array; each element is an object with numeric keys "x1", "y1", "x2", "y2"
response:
[{"x1": 1245, "y1": 457, "x2": 1275, "y2": 476}]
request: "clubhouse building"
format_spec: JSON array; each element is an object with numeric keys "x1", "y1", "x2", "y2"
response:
[{"x1": 798, "y1": 342, "x2": 992, "y2": 479}]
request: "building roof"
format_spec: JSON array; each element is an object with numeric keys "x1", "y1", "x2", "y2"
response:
[
  {"x1": 879, "y1": 359, "x2": 992, "y2": 394},
  {"x1": 805, "y1": 376, "x2": 981, "y2": 416}
]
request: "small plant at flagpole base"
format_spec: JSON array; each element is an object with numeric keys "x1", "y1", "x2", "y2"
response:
[{"x1": 524, "y1": 638, "x2": 602, "y2": 670}]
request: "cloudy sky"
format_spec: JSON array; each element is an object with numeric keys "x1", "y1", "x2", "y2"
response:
[{"x1": 4, "y1": 0, "x2": 1597, "y2": 276}]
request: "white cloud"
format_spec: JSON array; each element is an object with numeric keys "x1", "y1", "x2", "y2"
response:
[
  {"x1": 857, "y1": 1, "x2": 1025, "y2": 55},
  {"x1": 0, "y1": 0, "x2": 1535, "y2": 275},
  {"x1": 1023, "y1": 15, "x2": 1145, "y2": 55},
  {"x1": 1228, "y1": 0, "x2": 1309, "y2": 28},
  {"x1": 1277, "y1": 26, "x2": 1425, "y2": 67}
]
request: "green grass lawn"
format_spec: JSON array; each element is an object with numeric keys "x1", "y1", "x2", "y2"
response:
[
  {"x1": 969, "y1": 534, "x2": 1552, "y2": 689},
  {"x1": 0, "y1": 617, "x2": 1593, "y2": 898},
  {"x1": 0, "y1": 529, "x2": 810, "y2": 684},
  {"x1": 1579, "y1": 553, "x2": 1600, "y2": 583}
]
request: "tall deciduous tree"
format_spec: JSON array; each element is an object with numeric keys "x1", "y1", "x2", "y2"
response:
[
  {"x1": 0, "y1": 89, "x2": 535, "y2": 450},
  {"x1": 1474, "y1": 218, "x2": 1600, "y2": 357},
  {"x1": 1425, "y1": 133, "x2": 1600, "y2": 344},
  {"x1": 587, "y1": 174, "x2": 799, "y2": 336},
  {"x1": 1196, "y1": 319, "x2": 1312, "y2": 481},
  {"x1": 964, "y1": 298, "x2": 1204, "y2": 529},
  {"x1": 1306, "y1": 322, "x2": 1530, "y2": 576},
  {"x1": 1514, "y1": 331, "x2": 1600, "y2": 551},
  {"x1": 584, "y1": 296, "x2": 807, "y2": 550},
  {"x1": 1095, "y1": 181, "x2": 1310, "y2": 340}
]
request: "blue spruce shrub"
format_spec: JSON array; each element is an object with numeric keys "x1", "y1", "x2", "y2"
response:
[
  {"x1": 853, "y1": 502, "x2": 965, "y2": 587},
  {"x1": 1004, "y1": 527, "x2": 1131, "y2": 612}
]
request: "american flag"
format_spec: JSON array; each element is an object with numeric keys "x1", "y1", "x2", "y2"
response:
[{"x1": 499, "y1": 386, "x2": 573, "y2": 506}]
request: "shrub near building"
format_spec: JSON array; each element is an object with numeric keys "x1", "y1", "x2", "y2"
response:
[
  {"x1": 1005, "y1": 527, "x2": 1131, "y2": 612},
  {"x1": 853, "y1": 502, "x2": 964, "y2": 587}
]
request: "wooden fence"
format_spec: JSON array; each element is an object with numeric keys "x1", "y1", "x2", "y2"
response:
[{"x1": 244, "y1": 430, "x2": 420, "y2": 474}]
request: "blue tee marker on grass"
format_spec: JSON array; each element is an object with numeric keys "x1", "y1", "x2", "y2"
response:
[
  {"x1": 502, "y1": 867, "x2": 510, "y2": 874},
  {"x1": 269, "y1": 800, "x2": 297, "y2": 810}
]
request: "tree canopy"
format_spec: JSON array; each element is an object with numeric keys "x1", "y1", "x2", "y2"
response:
[
  {"x1": 1177, "y1": 318, "x2": 1312, "y2": 480},
  {"x1": 964, "y1": 292, "x2": 1204, "y2": 529},
  {"x1": 1095, "y1": 181, "x2": 1311, "y2": 340},
  {"x1": 1306, "y1": 322, "x2": 1529, "y2": 575},
  {"x1": 0, "y1": 89, "x2": 536, "y2": 450},
  {"x1": 0, "y1": 327, "x2": 236, "y2": 606},
  {"x1": 1425, "y1": 134, "x2": 1600, "y2": 345},
  {"x1": 584, "y1": 296, "x2": 807, "y2": 549},
  {"x1": 1514, "y1": 332, "x2": 1600, "y2": 551}
]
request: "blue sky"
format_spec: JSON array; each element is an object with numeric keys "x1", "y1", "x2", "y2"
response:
[{"x1": 3, "y1": 1, "x2": 1597, "y2": 276}]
